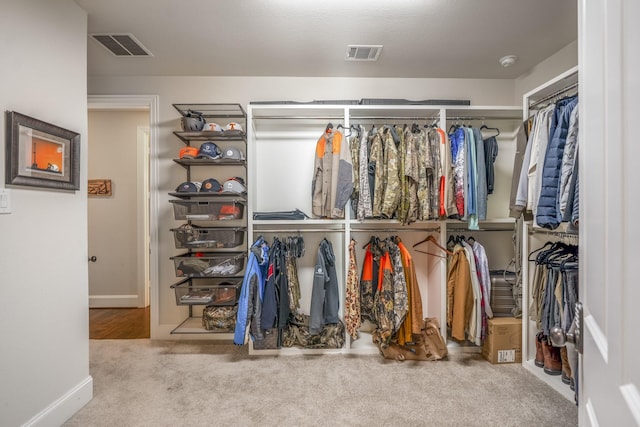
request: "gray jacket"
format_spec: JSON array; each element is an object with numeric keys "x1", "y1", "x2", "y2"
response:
[{"x1": 310, "y1": 239, "x2": 340, "y2": 335}]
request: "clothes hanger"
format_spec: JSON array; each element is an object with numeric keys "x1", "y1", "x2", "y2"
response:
[
  {"x1": 527, "y1": 241, "x2": 554, "y2": 262},
  {"x1": 325, "y1": 122, "x2": 334, "y2": 135},
  {"x1": 362, "y1": 235, "x2": 379, "y2": 250},
  {"x1": 413, "y1": 234, "x2": 453, "y2": 256},
  {"x1": 414, "y1": 249, "x2": 447, "y2": 259},
  {"x1": 480, "y1": 124, "x2": 500, "y2": 138},
  {"x1": 336, "y1": 124, "x2": 352, "y2": 137}
]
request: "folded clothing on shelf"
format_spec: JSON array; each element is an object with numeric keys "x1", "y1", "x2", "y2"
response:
[{"x1": 252, "y1": 209, "x2": 310, "y2": 220}]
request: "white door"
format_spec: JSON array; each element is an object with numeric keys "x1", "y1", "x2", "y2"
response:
[{"x1": 578, "y1": 0, "x2": 640, "y2": 424}]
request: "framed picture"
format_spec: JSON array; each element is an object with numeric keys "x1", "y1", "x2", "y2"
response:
[{"x1": 5, "y1": 111, "x2": 80, "y2": 191}]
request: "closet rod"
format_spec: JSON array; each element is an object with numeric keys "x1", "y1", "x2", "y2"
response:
[
  {"x1": 447, "y1": 228, "x2": 515, "y2": 232},
  {"x1": 529, "y1": 81, "x2": 579, "y2": 109},
  {"x1": 351, "y1": 226, "x2": 441, "y2": 232},
  {"x1": 253, "y1": 115, "x2": 345, "y2": 120},
  {"x1": 445, "y1": 116, "x2": 521, "y2": 121},
  {"x1": 253, "y1": 115, "x2": 520, "y2": 121},
  {"x1": 528, "y1": 228, "x2": 579, "y2": 240},
  {"x1": 253, "y1": 115, "x2": 441, "y2": 120},
  {"x1": 255, "y1": 228, "x2": 343, "y2": 233}
]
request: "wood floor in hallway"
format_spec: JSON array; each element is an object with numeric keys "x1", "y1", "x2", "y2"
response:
[{"x1": 89, "y1": 307, "x2": 150, "y2": 339}]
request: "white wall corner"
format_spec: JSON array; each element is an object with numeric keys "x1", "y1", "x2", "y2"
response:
[{"x1": 23, "y1": 376, "x2": 93, "y2": 427}]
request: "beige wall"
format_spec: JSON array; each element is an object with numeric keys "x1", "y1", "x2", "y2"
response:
[
  {"x1": 88, "y1": 110, "x2": 149, "y2": 306},
  {"x1": 514, "y1": 40, "x2": 578, "y2": 102},
  {"x1": 0, "y1": 1, "x2": 91, "y2": 425}
]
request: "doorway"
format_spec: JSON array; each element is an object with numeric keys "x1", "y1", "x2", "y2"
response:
[{"x1": 87, "y1": 95, "x2": 160, "y2": 339}]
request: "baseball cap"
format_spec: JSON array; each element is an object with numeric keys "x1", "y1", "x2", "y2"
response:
[
  {"x1": 222, "y1": 147, "x2": 245, "y2": 160},
  {"x1": 179, "y1": 146, "x2": 199, "y2": 159},
  {"x1": 224, "y1": 122, "x2": 244, "y2": 134},
  {"x1": 202, "y1": 122, "x2": 224, "y2": 132},
  {"x1": 200, "y1": 178, "x2": 223, "y2": 193},
  {"x1": 218, "y1": 204, "x2": 242, "y2": 220},
  {"x1": 196, "y1": 142, "x2": 222, "y2": 159},
  {"x1": 221, "y1": 177, "x2": 246, "y2": 194},
  {"x1": 175, "y1": 181, "x2": 202, "y2": 193}
]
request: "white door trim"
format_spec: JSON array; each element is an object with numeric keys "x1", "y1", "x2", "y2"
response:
[
  {"x1": 137, "y1": 125, "x2": 150, "y2": 307},
  {"x1": 87, "y1": 95, "x2": 160, "y2": 332}
]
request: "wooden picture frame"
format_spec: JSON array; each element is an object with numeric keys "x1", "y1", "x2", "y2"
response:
[
  {"x1": 88, "y1": 179, "x2": 112, "y2": 196},
  {"x1": 5, "y1": 111, "x2": 80, "y2": 191}
]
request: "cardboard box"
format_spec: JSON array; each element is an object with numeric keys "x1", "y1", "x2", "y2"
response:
[{"x1": 482, "y1": 317, "x2": 522, "y2": 364}]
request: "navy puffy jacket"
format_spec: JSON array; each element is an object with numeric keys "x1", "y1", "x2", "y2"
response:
[{"x1": 536, "y1": 96, "x2": 578, "y2": 229}]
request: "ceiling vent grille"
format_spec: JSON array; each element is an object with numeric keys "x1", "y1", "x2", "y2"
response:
[
  {"x1": 90, "y1": 33, "x2": 152, "y2": 57},
  {"x1": 346, "y1": 45, "x2": 383, "y2": 61}
]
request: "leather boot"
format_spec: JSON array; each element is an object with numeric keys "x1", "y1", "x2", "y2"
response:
[
  {"x1": 560, "y1": 346, "x2": 572, "y2": 384},
  {"x1": 535, "y1": 332, "x2": 544, "y2": 368},
  {"x1": 541, "y1": 337, "x2": 562, "y2": 375}
]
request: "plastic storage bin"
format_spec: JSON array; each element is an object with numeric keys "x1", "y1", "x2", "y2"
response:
[
  {"x1": 171, "y1": 279, "x2": 241, "y2": 305},
  {"x1": 171, "y1": 225, "x2": 245, "y2": 249},
  {"x1": 490, "y1": 270, "x2": 517, "y2": 317},
  {"x1": 172, "y1": 252, "x2": 245, "y2": 277},
  {"x1": 170, "y1": 199, "x2": 245, "y2": 221}
]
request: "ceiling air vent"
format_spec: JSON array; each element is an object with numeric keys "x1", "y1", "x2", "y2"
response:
[
  {"x1": 90, "y1": 33, "x2": 152, "y2": 57},
  {"x1": 346, "y1": 45, "x2": 383, "y2": 61}
]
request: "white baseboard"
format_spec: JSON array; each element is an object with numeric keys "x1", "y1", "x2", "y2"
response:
[
  {"x1": 89, "y1": 294, "x2": 140, "y2": 308},
  {"x1": 23, "y1": 376, "x2": 93, "y2": 427}
]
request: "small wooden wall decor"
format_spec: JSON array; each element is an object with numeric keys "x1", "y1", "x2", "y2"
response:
[{"x1": 88, "y1": 179, "x2": 112, "y2": 196}]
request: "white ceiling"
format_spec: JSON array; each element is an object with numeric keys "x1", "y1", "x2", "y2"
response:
[{"x1": 76, "y1": 0, "x2": 577, "y2": 79}]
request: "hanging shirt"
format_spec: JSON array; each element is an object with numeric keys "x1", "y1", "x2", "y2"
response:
[
  {"x1": 356, "y1": 126, "x2": 373, "y2": 220},
  {"x1": 483, "y1": 135, "x2": 499, "y2": 195},
  {"x1": 369, "y1": 129, "x2": 385, "y2": 217},
  {"x1": 416, "y1": 128, "x2": 431, "y2": 220},
  {"x1": 450, "y1": 127, "x2": 466, "y2": 218},
  {"x1": 344, "y1": 239, "x2": 361, "y2": 340},
  {"x1": 359, "y1": 240, "x2": 377, "y2": 322},
  {"x1": 374, "y1": 250, "x2": 395, "y2": 344},
  {"x1": 465, "y1": 128, "x2": 479, "y2": 230},
  {"x1": 473, "y1": 127, "x2": 488, "y2": 220},
  {"x1": 380, "y1": 126, "x2": 400, "y2": 218},
  {"x1": 437, "y1": 128, "x2": 455, "y2": 218},
  {"x1": 388, "y1": 240, "x2": 408, "y2": 333},
  {"x1": 403, "y1": 127, "x2": 420, "y2": 224},
  {"x1": 427, "y1": 128, "x2": 441, "y2": 219}
]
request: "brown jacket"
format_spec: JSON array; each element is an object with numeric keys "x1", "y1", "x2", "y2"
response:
[{"x1": 446, "y1": 246, "x2": 474, "y2": 341}]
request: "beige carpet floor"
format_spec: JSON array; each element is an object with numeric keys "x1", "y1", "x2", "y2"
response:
[{"x1": 64, "y1": 339, "x2": 578, "y2": 427}]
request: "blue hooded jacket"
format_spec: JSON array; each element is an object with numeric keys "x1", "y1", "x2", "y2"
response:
[{"x1": 233, "y1": 237, "x2": 269, "y2": 345}]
